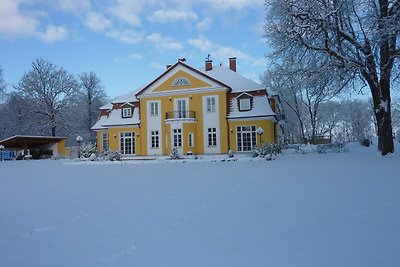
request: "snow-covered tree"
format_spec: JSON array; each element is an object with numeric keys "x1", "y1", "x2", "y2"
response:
[
  {"x1": 265, "y1": 0, "x2": 400, "y2": 155},
  {"x1": 15, "y1": 59, "x2": 79, "y2": 137},
  {"x1": 0, "y1": 66, "x2": 6, "y2": 103},
  {"x1": 78, "y1": 72, "x2": 108, "y2": 143}
]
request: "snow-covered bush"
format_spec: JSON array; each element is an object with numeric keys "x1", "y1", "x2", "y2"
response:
[
  {"x1": 251, "y1": 144, "x2": 280, "y2": 158},
  {"x1": 170, "y1": 147, "x2": 180, "y2": 159},
  {"x1": 80, "y1": 143, "x2": 97, "y2": 159},
  {"x1": 101, "y1": 150, "x2": 121, "y2": 161},
  {"x1": 317, "y1": 142, "x2": 346, "y2": 153}
]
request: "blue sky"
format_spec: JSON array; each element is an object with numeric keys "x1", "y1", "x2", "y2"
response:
[{"x1": 0, "y1": 0, "x2": 268, "y2": 98}]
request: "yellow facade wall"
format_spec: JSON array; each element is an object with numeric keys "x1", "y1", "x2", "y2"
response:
[
  {"x1": 141, "y1": 89, "x2": 228, "y2": 156},
  {"x1": 56, "y1": 140, "x2": 68, "y2": 156},
  {"x1": 96, "y1": 126, "x2": 141, "y2": 155}
]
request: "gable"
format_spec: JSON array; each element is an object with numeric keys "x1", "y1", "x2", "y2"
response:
[
  {"x1": 136, "y1": 61, "x2": 231, "y2": 98},
  {"x1": 153, "y1": 70, "x2": 212, "y2": 92}
]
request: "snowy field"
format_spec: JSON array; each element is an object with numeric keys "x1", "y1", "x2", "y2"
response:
[{"x1": 0, "y1": 143, "x2": 399, "y2": 267}]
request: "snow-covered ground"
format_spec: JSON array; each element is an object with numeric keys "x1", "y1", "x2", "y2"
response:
[{"x1": 0, "y1": 142, "x2": 399, "y2": 267}]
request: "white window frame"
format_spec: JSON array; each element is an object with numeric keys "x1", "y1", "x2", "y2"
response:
[
  {"x1": 122, "y1": 107, "x2": 132, "y2": 118},
  {"x1": 102, "y1": 133, "x2": 109, "y2": 151},
  {"x1": 207, "y1": 128, "x2": 217, "y2": 147},
  {"x1": 206, "y1": 97, "x2": 216, "y2": 112},
  {"x1": 239, "y1": 98, "x2": 251, "y2": 111},
  {"x1": 173, "y1": 129, "x2": 182, "y2": 148},
  {"x1": 188, "y1": 132, "x2": 194, "y2": 147},
  {"x1": 236, "y1": 126, "x2": 256, "y2": 152},
  {"x1": 150, "y1": 102, "x2": 159, "y2": 116},
  {"x1": 120, "y1": 132, "x2": 135, "y2": 155},
  {"x1": 151, "y1": 130, "x2": 159, "y2": 148}
]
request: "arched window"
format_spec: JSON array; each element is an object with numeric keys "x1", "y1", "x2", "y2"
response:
[{"x1": 172, "y1": 77, "x2": 190, "y2": 87}]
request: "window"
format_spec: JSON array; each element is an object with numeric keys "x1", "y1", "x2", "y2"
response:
[
  {"x1": 207, "y1": 128, "x2": 217, "y2": 146},
  {"x1": 172, "y1": 77, "x2": 190, "y2": 87},
  {"x1": 150, "y1": 102, "x2": 159, "y2": 116},
  {"x1": 206, "y1": 97, "x2": 216, "y2": 112},
  {"x1": 122, "y1": 107, "x2": 132, "y2": 118},
  {"x1": 239, "y1": 98, "x2": 251, "y2": 111},
  {"x1": 237, "y1": 126, "x2": 256, "y2": 151},
  {"x1": 173, "y1": 129, "x2": 182, "y2": 147},
  {"x1": 177, "y1": 99, "x2": 187, "y2": 118},
  {"x1": 188, "y1": 133, "x2": 194, "y2": 147},
  {"x1": 102, "y1": 133, "x2": 109, "y2": 151},
  {"x1": 120, "y1": 132, "x2": 135, "y2": 154},
  {"x1": 151, "y1": 130, "x2": 159, "y2": 148}
]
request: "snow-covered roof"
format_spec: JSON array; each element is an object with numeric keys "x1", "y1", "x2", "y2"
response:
[
  {"x1": 228, "y1": 95, "x2": 276, "y2": 119},
  {"x1": 112, "y1": 86, "x2": 144, "y2": 104},
  {"x1": 199, "y1": 66, "x2": 264, "y2": 93},
  {"x1": 91, "y1": 107, "x2": 140, "y2": 130},
  {"x1": 100, "y1": 103, "x2": 113, "y2": 110}
]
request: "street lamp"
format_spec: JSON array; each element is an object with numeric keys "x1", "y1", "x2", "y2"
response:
[
  {"x1": 0, "y1": 145, "x2": 4, "y2": 161},
  {"x1": 256, "y1": 127, "x2": 264, "y2": 147},
  {"x1": 76, "y1": 136, "x2": 83, "y2": 159}
]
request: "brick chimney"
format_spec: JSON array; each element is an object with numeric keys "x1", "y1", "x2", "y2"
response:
[
  {"x1": 205, "y1": 60, "x2": 212, "y2": 71},
  {"x1": 229, "y1": 57, "x2": 237, "y2": 72}
]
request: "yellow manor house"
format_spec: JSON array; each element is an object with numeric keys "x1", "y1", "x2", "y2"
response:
[{"x1": 92, "y1": 58, "x2": 281, "y2": 157}]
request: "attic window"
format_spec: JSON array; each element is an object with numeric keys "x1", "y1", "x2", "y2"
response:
[
  {"x1": 239, "y1": 99, "x2": 251, "y2": 111},
  {"x1": 172, "y1": 77, "x2": 190, "y2": 87},
  {"x1": 122, "y1": 107, "x2": 133, "y2": 118}
]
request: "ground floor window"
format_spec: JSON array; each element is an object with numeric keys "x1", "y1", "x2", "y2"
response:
[
  {"x1": 188, "y1": 132, "x2": 194, "y2": 147},
  {"x1": 237, "y1": 125, "x2": 256, "y2": 151},
  {"x1": 207, "y1": 128, "x2": 217, "y2": 146},
  {"x1": 120, "y1": 132, "x2": 135, "y2": 154},
  {"x1": 102, "y1": 133, "x2": 109, "y2": 151},
  {"x1": 173, "y1": 129, "x2": 182, "y2": 147},
  {"x1": 151, "y1": 130, "x2": 159, "y2": 148}
]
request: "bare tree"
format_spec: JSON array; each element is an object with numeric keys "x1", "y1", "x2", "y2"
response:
[
  {"x1": 78, "y1": 72, "x2": 108, "y2": 142},
  {"x1": 265, "y1": 0, "x2": 400, "y2": 155},
  {"x1": 0, "y1": 65, "x2": 6, "y2": 103},
  {"x1": 15, "y1": 59, "x2": 79, "y2": 136}
]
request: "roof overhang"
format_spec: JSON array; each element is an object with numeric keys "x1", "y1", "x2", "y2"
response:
[{"x1": 0, "y1": 135, "x2": 66, "y2": 150}]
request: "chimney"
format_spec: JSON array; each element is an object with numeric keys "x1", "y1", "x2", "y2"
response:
[
  {"x1": 229, "y1": 57, "x2": 237, "y2": 72},
  {"x1": 205, "y1": 60, "x2": 213, "y2": 71}
]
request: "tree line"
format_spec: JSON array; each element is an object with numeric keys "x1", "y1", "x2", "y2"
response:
[
  {"x1": 264, "y1": 0, "x2": 400, "y2": 155},
  {"x1": 0, "y1": 59, "x2": 108, "y2": 146}
]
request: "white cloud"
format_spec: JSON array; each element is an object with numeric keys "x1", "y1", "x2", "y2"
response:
[
  {"x1": 129, "y1": 53, "x2": 142, "y2": 60},
  {"x1": 146, "y1": 33, "x2": 183, "y2": 51},
  {"x1": 150, "y1": 62, "x2": 167, "y2": 71},
  {"x1": 36, "y1": 25, "x2": 69, "y2": 43},
  {"x1": 148, "y1": 9, "x2": 198, "y2": 23},
  {"x1": 58, "y1": 0, "x2": 91, "y2": 14},
  {"x1": 108, "y1": 0, "x2": 144, "y2": 26},
  {"x1": 106, "y1": 29, "x2": 143, "y2": 44},
  {"x1": 187, "y1": 35, "x2": 214, "y2": 52},
  {"x1": 201, "y1": 0, "x2": 263, "y2": 11},
  {"x1": 84, "y1": 11, "x2": 112, "y2": 32},
  {"x1": 0, "y1": 0, "x2": 39, "y2": 38},
  {"x1": 196, "y1": 17, "x2": 212, "y2": 31},
  {"x1": 188, "y1": 35, "x2": 264, "y2": 67}
]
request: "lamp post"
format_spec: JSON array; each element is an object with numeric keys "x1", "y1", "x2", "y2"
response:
[
  {"x1": 256, "y1": 127, "x2": 264, "y2": 147},
  {"x1": 76, "y1": 136, "x2": 83, "y2": 159},
  {"x1": 0, "y1": 145, "x2": 4, "y2": 161}
]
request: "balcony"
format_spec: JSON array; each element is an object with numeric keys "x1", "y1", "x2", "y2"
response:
[{"x1": 165, "y1": 110, "x2": 197, "y2": 123}]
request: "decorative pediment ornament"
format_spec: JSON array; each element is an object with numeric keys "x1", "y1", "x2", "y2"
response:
[{"x1": 172, "y1": 77, "x2": 190, "y2": 87}]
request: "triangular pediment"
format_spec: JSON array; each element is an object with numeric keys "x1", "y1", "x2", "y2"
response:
[
  {"x1": 153, "y1": 70, "x2": 212, "y2": 92},
  {"x1": 136, "y1": 61, "x2": 231, "y2": 98}
]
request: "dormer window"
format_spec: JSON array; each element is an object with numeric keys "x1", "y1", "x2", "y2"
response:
[
  {"x1": 239, "y1": 99, "x2": 251, "y2": 111},
  {"x1": 122, "y1": 107, "x2": 133, "y2": 118},
  {"x1": 237, "y1": 93, "x2": 253, "y2": 111},
  {"x1": 172, "y1": 77, "x2": 190, "y2": 87}
]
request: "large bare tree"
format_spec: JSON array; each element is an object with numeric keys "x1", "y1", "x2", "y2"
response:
[
  {"x1": 265, "y1": 0, "x2": 400, "y2": 155},
  {"x1": 15, "y1": 59, "x2": 79, "y2": 136},
  {"x1": 78, "y1": 72, "x2": 108, "y2": 142}
]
